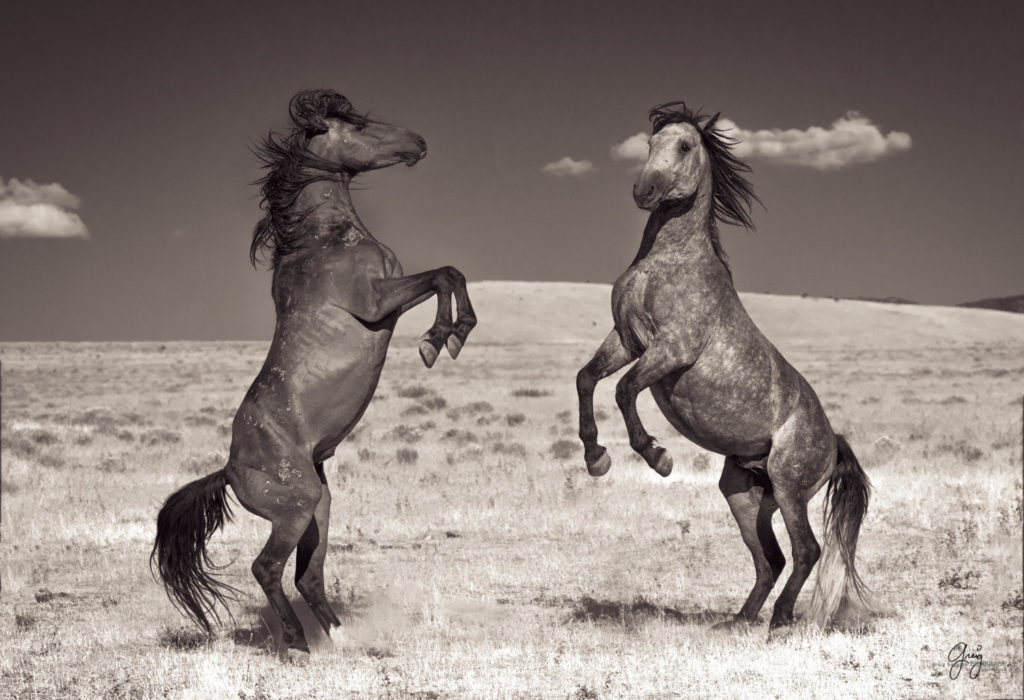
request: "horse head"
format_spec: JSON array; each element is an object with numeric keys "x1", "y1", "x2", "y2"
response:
[
  {"x1": 290, "y1": 89, "x2": 427, "y2": 173},
  {"x1": 633, "y1": 119, "x2": 710, "y2": 211}
]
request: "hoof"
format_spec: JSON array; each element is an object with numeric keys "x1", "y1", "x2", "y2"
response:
[
  {"x1": 419, "y1": 339, "x2": 439, "y2": 368},
  {"x1": 282, "y1": 646, "x2": 310, "y2": 665},
  {"x1": 586, "y1": 448, "x2": 611, "y2": 477},
  {"x1": 646, "y1": 446, "x2": 673, "y2": 477},
  {"x1": 711, "y1": 616, "x2": 758, "y2": 633},
  {"x1": 446, "y1": 334, "x2": 464, "y2": 360}
]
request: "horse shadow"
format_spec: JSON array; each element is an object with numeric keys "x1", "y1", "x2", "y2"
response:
[
  {"x1": 233, "y1": 595, "x2": 366, "y2": 653},
  {"x1": 564, "y1": 595, "x2": 733, "y2": 629}
]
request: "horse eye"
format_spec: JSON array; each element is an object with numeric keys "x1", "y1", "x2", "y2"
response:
[{"x1": 680, "y1": 142, "x2": 691, "y2": 153}]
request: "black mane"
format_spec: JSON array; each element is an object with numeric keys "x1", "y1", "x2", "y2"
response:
[
  {"x1": 648, "y1": 101, "x2": 762, "y2": 276},
  {"x1": 250, "y1": 90, "x2": 369, "y2": 268}
]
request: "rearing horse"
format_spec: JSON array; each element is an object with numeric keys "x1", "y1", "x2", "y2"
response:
[
  {"x1": 576, "y1": 102, "x2": 877, "y2": 631},
  {"x1": 152, "y1": 90, "x2": 476, "y2": 655}
]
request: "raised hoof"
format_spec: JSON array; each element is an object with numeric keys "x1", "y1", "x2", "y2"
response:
[
  {"x1": 446, "y1": 334, "x2": 464, "y2": 360},
  {"x1": 586, "y1": 448, "x2": 612, "y2": 477},
  {"x1": 419, "y1": 339, "x2": 440, "y2": 368},
  {"x1": 645, "y1": 446, "x2": 673, "y2": 477}
]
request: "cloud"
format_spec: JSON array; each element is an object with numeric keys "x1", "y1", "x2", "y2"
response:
[
  {"x1": 611, "y1": 113, "x2": 911, "y2": 171},
  {"x1": 716, "y1": 113, "x2": 911, "y2": 170},
  {"x1": 541, "y1": 156, "x2": 596, "y2": 177},
  {"x1": 610, "y1": 132, "x2": 649, "y2": 161},
  {"x1": 0, "y1": 177, "x2": 89, "y2": 238}
]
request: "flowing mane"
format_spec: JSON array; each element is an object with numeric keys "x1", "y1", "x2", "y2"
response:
[
  {"x1": 250, "y1": 90, "x2": 370, "y2": 267},
  {"x1": 648, "y1": 101, "x2": 762, "y2": 276}
]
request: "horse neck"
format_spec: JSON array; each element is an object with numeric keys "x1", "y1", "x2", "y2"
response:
[
  {"x1": 299, "y1": 176, "x2": 372, "y2": 243},
  {"x1": 632, "y1": 188, "x2": 714, "y2": 265}
]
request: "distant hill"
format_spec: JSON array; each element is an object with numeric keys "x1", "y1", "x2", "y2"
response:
[
  {"x1": 959, "y1": 294, "x2": 1024, "y2": 314},
  {"x1": 852, "y1": 296, "x2": 918, "y2": 305},
  {"x1": 393, "y1": 281, "x2": 1024, "y2": 352}
]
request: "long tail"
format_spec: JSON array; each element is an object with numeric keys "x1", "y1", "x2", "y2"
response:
[
  {"x1": 150, "y1": 469, "x2": 239, "y2": 633},
  {"x1": 808, "y1": 434, "x2": 880, "y2": 629}
]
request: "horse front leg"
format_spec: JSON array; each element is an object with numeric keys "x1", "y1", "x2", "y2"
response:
[
  {"x1": 614, "y1": 344, "x2": 689, "y2": 477},
  {"x1": 365, "y1": 266, "x2": 474, "y2": 368},
  {"x1": 576, "y1": 330, "x2": 634, "y2": 476}
]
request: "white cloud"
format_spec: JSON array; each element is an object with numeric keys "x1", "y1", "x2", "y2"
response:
[
  {"x1": 0, "y1": 177, "x2": 89, "y2": 239},
  {"x1": 541, "y1": 156, "x2": 596, "y2": 177},
  {"x1": 611, "y1": 113, "x2": 911, "y2": 171},
  {"x1": 716, "y1": 113, "x2": 911, "y2": 170},
  {"x1": 610, "y1": 132, "x2": 649, "y2": 161}
]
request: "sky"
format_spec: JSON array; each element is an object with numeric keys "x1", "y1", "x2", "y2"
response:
[{"x1": 1, "y1": 0, "x2": 1021, "y2": 341}]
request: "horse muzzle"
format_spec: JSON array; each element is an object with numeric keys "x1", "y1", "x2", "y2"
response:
[{"x1": 633, "y1": 179, "x2": 662, "y2": 211}]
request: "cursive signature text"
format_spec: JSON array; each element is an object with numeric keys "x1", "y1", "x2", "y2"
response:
[{"x1": 948, "y1": 642, "x2": 983, "y2": 679}]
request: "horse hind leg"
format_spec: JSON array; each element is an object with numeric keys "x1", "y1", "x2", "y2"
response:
[
  {"x1": 232, "y1": 464, "x2": 323, "y2": 655},
  {"x1": 295, "y1": 463, "x2": 342, "y2": 634},
  {"x1": 716, "y1": 457, "x2": 785, "y2": 629}
]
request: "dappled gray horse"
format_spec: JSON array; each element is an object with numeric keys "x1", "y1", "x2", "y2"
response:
[
  {"x1": 576, "y1": 102, "x2": 878, "y2": 631},
  {"x1": 152, "y1": 90, "x2": 476, "y2": 655}
]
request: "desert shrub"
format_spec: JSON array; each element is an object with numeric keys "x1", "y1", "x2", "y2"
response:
[
  {"x1": 396, "y1": 385, "x2": 431, "y2": 399},
  {"x1": 421, "y1": 396, "x2": 447, "y2": 410},
  {"x1": 158, "y1": 627, "x2": 211, "y2": 651},
  {"x1": 550, "y1": 439, "x2": 577, "y2": 460},
  {"x1": 97, "y1": 456, "x2": 127, "y2": 473},
  {"x1": 491, "y1": 441, "x2": 527, "y2": 457},
  {"x1": 391, "y1": 425, "x2": 422, "y2": 443},
  {"x1": 1001, "y1": 590, "x2": 1024, "y2": 611},
  {"x1": 692, "y1": 453, "x2": 712, "y2": 472},
  {"x1": 140, "y1": 428, "x2": 183, "y2": 447},
  {"x1": 938, "y1": 568, "x2": 980, "y2": 590},
  {"x1": 442, "y1": 429, "x2": 478, "y2": 446},
  {"x1": 401, "y1": 404, "x2": 429, "y2": 416},
  {"x1": 939, "y1": 395, "x2": 968, "y2": 405},
  {"x1": 79, "y1": 407, "x2": 120, "y2": 430},
  {"x1": 396, "y1": 447, "x2": 419, "y2": 465},
  {"x1": 184, "y1": 414, "x2": 217, "y2": 427},
  {"x1": 506, "y1": 413, "x2": 526, "y2": 426},
  {"x1": 185, "y1": 453, "x2": 223, "y2": 475},
  {"x1": 14, "y1": 614, "x2": 36, "y2": 631},
  {"x1": 446, "y1": 401, "x2": 494, "y2": 421},
  {"x1": 358, "y1": 447, "x2": 374, "y2": 461},
  {"x1": 512, "y1": 388, "x2": 550, "y2": 398},
  {"x1": 934, "y1": 440, "x2": 984, "y2": 464},
  {"x1": 38, "y1": 454, "x2": 64, "y2": 468}
]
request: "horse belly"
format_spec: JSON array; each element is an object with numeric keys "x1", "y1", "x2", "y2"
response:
[{"x1": 652, "y1": 369, "x2": 773, "y2": 457}]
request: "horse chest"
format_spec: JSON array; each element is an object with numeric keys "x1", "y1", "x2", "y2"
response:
[{"x1": 611, "y1": 265, "x2": 707, "y2": 354}]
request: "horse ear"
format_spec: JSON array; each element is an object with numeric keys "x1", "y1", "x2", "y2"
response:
[
  {"x1": 289, "y1": 90, "x2": 337, "y2": 136},
  {"x1": 702, "y1": 112, "x2": 722, "y2": 131}
]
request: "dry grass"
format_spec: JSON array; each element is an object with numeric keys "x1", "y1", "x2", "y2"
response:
[{"x1": 1, "y1": 286, "x2": 1023, "y2": 698}]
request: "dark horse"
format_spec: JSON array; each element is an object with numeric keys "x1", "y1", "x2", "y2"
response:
[
  {"x1": 576, "y1": 102, "x2": 878, "y2": 631},
  {"x1": 152, "y1": 90, "x2": 476, "y2": 655}
]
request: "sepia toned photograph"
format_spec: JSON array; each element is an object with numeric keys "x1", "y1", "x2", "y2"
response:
[{"x1": 1, "y1": 1, "x2": 1021, "y2": 697}]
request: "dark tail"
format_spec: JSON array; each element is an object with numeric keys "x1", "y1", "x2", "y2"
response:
[
  {"x1": 150, "y1": 469, "x2": 239, "y2": 633},
  {"x1": 809, "y1": 434, "x2": 880, "y2": 628}
]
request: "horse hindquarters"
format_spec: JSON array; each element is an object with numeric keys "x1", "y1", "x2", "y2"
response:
[{"x1": 151, "y1": 469, "x2": 239, "y2": 633}]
